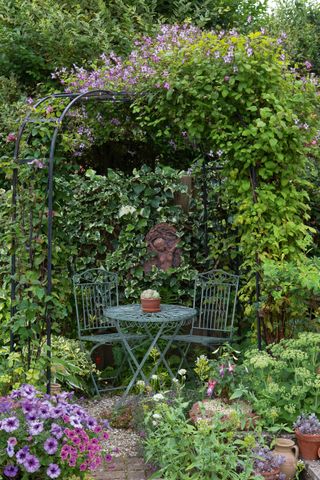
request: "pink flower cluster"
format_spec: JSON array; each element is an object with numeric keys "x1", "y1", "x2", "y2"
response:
[
  {"x1": 206, "y1": 363, "x2": 236, "y2": 397},
  {"x1": 62, "y1": 427, "x2": 109, "y2": 471}
]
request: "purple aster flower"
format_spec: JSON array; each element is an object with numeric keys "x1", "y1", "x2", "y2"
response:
[
  {"x1": 3, "y1": 465, "x2": 19, "y2": 478},
  {"x1": 2, "y1": 417, "x2": 19, "y2": 432},
  {"x1": 163, "y1": 82, "x2": 170, "y2": 90},
  {"x1": 44, "y1": 437, "x2": 58, "y2": 455},
  {"x1": 47, "y1": 464, "x2": 61, "y2": 478},
  {"x1": 24, "y1": 454, "x2": 40, "y2": 473}
]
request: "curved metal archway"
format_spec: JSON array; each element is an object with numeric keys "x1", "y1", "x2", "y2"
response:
[
  {"x1": 11, "y1": 90, "x2": 130, "y2": 393},
  {"x1": 10, "y1": 89, "x2": 262, "y2": 395}
]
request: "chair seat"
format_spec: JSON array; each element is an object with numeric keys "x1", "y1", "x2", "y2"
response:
[
  {"x1": 162, "y1": 334, "x2": 231, "y2": 345},
  {"x1": 80, "y1": 333, "x2": 145, "y2": 344}
]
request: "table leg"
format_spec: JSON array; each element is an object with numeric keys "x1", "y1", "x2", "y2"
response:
[
  {"x1": 114, "y1": 320, "x2": 149, "y2": 394},
  {"x1": 147, "y1": 320, "x2": 183, "y2": 379}
]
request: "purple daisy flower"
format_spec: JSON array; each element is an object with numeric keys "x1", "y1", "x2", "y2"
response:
[
  {"x1": 3, "y1": 465, "x2": 19, "y2": 478},
  {"x1": 47, "y1": 463, "x2": 61, "y2": 479},
  {"x1": 2, "y1": 417, "x2": 20, "y2": 432},
  {"x1": 24, "y1": 454, "x2": 40, "y2": 473},
  {"x1": 44, "y1": 437, "x2": 58, "y2": 455}
]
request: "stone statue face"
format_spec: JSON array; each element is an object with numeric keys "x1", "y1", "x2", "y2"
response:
[
  {"x1": 144, "y1": 223, "x2": 182, "y2": 273},
  {"x1": 153, "y1": 237, "x2": 166, "y2": 252}
]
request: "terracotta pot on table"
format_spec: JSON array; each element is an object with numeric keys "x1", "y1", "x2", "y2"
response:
[{"x1": 141, "y1": 298, "x2": 161, "y2": 313}]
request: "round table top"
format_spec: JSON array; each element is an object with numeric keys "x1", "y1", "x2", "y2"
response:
[{"x1": 104, "y1": 304, "x2": 197, "y2": 324}]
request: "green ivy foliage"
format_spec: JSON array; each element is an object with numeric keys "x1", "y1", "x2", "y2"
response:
[{"x1": 56, "y1": 166, "x2": 202, "y2": 302}]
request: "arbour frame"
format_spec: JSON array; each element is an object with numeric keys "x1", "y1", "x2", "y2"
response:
[
  {"x1": 11, "y1": 90, "x2": 130, "y2": 393},
  {"x1": 10, "y1": 89, "x2": 262, "y2": 393}
]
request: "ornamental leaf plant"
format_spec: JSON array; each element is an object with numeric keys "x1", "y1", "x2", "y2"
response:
[{"x1": 0, "y1": 384, "x2": 113, "y2": 479}]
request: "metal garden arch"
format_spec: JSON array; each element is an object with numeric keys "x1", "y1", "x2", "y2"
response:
[
  {"x1": 10, "y1": 89, "x2": 262, "y2": 394},
  {"x1": 11, "y1": 90, "x2": 130, "y2": 393}
]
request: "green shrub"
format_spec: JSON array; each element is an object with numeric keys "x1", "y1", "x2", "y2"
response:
[{"x1": 237, "y1": 332, "x2": 320, "y2": 427}]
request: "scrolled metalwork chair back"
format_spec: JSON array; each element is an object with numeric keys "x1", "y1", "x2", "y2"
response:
[
  {"x1": 192, "y1": 269, "x2": 239, "y2": 341},
  {"x1": 73, "y1": 269, "x2": 119, "y2": 337}
]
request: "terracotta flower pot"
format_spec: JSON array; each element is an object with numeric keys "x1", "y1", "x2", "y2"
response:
[
  {"x1": 141, "y1": 298, "x2": 161, "y2": 313},
  {"x1": 295, "y1": 429, "x2": 320, "y2": 460},
  {"x1": 50, "y1": 383, "x2": 62, "y2": 396},
  {"x1": 256, "y1": 468, "x2": 280, "y2": 480}
]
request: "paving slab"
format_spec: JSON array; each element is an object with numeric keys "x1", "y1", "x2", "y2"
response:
[{"x1": 304, "y1": 460, "x2": 320, "y2": 480}]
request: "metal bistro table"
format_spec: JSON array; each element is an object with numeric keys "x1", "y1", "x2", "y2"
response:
[{"x1": 104, "y1": 304, "x2": 196, "y2": 395}]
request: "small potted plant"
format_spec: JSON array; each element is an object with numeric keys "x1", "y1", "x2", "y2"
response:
[
  {"x1": 294, "y1": 413, "x2": 320, "y2": 460},
  {"x1": 141, "y1": 289, "x2": 161, "y2": 313},
  {"x1": 252, "y1": 446, "x2": 285, "y2": 480}
]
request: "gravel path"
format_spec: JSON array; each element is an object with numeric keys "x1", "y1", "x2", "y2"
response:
[{"x1": 82, "y1": 395, "x2": 143, "y2": 458}]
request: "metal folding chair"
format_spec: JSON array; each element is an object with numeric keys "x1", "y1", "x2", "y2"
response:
[
  {"x1": 72, "y1": 268, "x2": 136, "y2": 394},
  {"x1": 165, "y1": 269, "x2": 239, "y2": 367}
]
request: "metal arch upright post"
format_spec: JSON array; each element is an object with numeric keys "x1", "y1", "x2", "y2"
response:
[
  {"x1": 46, "y1": 126, "x2": 59, "y2": 394},
  {"x1": 11, "y1": 89, "x2": 131, "y2": 394},
  {"x1": 249, "y1": 165, "x2": 262, "y2": 351},
  {"x1": 11, "y1": 95, "x2": 54, "y2": 353}
]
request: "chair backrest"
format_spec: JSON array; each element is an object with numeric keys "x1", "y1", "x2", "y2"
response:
[
  {"x1": 192, "y1": 269, "x2": 239, "y2": 339},
  {"x1": 73, "y1": 269, "x2": 119, "y2": 337}
]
